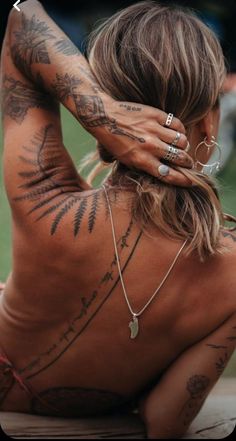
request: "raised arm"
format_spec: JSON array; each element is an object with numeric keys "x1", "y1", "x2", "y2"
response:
[{"x1": 5, "y1": 0, "x2": 193, "y2": 185}]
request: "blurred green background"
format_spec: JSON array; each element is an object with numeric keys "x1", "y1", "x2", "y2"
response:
[{"x1": 0, "y1": 107, "x2": 236, "y2": 376}]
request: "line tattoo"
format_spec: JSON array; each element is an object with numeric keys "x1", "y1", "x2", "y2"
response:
[
  {"x1": 179, "y1": 375, "x2": 210, "y2": 427},
  {"x1": 52, "y1": 73, "x2": 145, "y2": 142},
  {"x1": 2, "y1": 75, "x2": 54, "y2": 124},
  {"x1": 11, "y1": 14, "x2": 55, "y2": 77},
  {"x1": 18, "y1": 230, "x2": 142, "y2": 380}
]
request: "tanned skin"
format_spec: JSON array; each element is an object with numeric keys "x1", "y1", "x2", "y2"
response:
[{"x1": 0, "y1": 1, "x2": 235, "y2": 438}]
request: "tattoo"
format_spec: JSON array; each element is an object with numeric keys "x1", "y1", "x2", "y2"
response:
[
  {"x1": 119, "y1": 104, "x2": 142, "y2": 112},
  {"x1": 0, "y1": 358, "x2": 15, "y2": 405},
  {"x1": 179, "y1": 375, "x2": 210, "y2": 427},
  {"x1": 2, "y1": 75, "x2": 53, "y2": 124},
  {"x1": 31, "y1": 386, "x2": 128, "y2": 417},
  {"x1": 226, "y1": 336, "x2": 236, "y2": 341},
  {"x1": 19, "y1": 229, "x2": 142, "y2": 380},
  {"x1": 54, "y1": 39, "x2": 78, "y2": 56},
  {"x1": 13, "y1": 124, "x2": 104, "y2": 235},
  {"x1": 222, "y1": 231, "x2": 236, "y2": 242},
  {"x1": 52, "y1": 73, "x2": 145, "y2": 142},
  {"x1": 215, "y1": 352, "x2": 229, "y2": 375},
  {"x1": 11, "y1": 14, "x2": 55, "y2": 77}
]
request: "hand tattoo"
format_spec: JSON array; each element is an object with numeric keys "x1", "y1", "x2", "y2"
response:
[{"x1": 52, "y1": 73, "x2": 145, "y2": 142}]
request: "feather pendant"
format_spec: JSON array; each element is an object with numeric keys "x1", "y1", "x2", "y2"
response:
[{"x1": 129, "y1": 315, "x2": 139, "y2": 339}]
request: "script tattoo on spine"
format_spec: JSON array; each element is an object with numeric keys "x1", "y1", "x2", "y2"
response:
[
  {"x1": 179, "y1": 375, "x2": 210, "y2": 427},
  {"x1": 11, "y1": 14, "x2": 56, "y2": 78},
  {"x1": 13, "y1": 124, "x2": 105, "y2": 236},
  {"x1": 18, "y1": 226, "x2": 142, "y2": 380},
  {"x1": 52, "y1": 73, "x2": 145, "y2": 142},
  {"x1": 2, "y1": 75, "x2": 54, "y2": 124}
]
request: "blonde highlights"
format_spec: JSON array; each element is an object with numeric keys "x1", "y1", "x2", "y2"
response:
[{"x1": 85, "y1": 1, "x2": 232, "y2": 260}]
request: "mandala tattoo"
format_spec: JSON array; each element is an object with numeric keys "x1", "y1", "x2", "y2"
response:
[
  {"x1": 2, "y1": 75, "x2": 53, "y2": 124},
  {"x1": 14, "y1": 124, "x2": 104, "y2": 236},
  {"x1": 52, "y1": 73, "x2": 145, "y2": 141},
  {"x1": 11, "y1": 14, "x2": 55, "y2": 77},
  {"x1": 31, "y1": 386, "x2": 128, "y2": 417}
]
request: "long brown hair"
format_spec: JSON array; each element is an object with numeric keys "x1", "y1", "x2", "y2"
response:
[{"x1": 85, "y1": 1, "x2": 234, "y2": 260}]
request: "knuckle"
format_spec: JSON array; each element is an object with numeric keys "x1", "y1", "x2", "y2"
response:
[{"x1": 133, "y1": 152, "x2": 144, "y2": 168}]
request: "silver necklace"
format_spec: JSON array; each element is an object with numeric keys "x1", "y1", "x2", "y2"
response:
[{"x1": 102, "y1": 184, "x2": 187, "y2": 339}]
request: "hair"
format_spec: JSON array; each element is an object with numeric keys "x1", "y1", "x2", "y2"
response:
[{"x1": 84, "y1": 1, "x2": 235, "y2": 260}]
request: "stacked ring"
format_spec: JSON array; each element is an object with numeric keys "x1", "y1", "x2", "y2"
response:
[
  {"x1": 164, "y1": 145, "x2": 179, "y2": 162},
  {"x1": 172, "y1": 131, "x2": 181, "y2": 146},
  {"x1": 164, "y1": 113, "x2": 174, "y2": 127}
]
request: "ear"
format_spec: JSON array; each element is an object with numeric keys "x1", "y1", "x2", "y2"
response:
[{"x1": 197, "y1": 108, "x2": 220, "y2": 142}]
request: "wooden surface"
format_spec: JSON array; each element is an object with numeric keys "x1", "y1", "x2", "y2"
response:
[{"x1": 0, "y1": 379, "x2": 235, "y2": 439}]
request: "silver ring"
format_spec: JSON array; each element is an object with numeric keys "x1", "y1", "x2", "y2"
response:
[
  {"x1": 164, "y1": 113, "x2": 174, "y2": 127},
  {"x1": 164, "y1": 145, "x2": 179, "y2": 162},
  {"x1": 172, "y1": 131, "x2": 181, "y2": 146},
  {"x1": 158, "y1": 164, "x2": 170, "y2": 176}
]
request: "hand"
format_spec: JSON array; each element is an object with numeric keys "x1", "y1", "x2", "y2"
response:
[{"x1": 95, "y1": 97, "x2": 193, "y2": 187}]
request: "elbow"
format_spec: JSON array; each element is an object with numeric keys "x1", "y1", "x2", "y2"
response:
[{"x1": 7, "y1": 0, "x2": 42, "y2": 31}]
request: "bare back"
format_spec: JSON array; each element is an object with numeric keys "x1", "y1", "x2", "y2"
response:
[{"x1": 0, "y1": 184, "x2": 235, "y2": 416}]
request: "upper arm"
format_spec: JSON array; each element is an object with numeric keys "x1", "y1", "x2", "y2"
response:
[
  {"x1": 140, "y1": 313, "x2": 236, "y2": 439},
  {"x1": 1, "y1": 29, "x2": 89, "y2": 234}
]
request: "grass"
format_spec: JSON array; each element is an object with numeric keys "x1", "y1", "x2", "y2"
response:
[{"x1": 0, "y1": 107, "x2": 235, "y2": 376}]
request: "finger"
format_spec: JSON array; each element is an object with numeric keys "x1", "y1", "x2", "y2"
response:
[
  {"x1": 157, "y1": 126, "x2": 188, "y2": 150},
  {"x1": 158, "y1": 110, "x2": 186, "y2": 134},
  {"x1": 149, "y1": 140, "x2": 193, "y2": 168},
  {"x1": 131, "y1": 153, "x2": 192, "y2": 187}
]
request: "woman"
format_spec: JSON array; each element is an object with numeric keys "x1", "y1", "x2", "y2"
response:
[{"x1": 0, "y1": 0, "x2": 236, "y2": 438}]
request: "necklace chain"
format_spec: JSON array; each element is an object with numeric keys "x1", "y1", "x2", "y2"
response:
[{"x1": 103, "y1": 184, "x2": 187, "y2": 320}]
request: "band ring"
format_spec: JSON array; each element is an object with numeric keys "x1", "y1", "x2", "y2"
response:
[
  {"x1": 164, "y1": 113, "x2": 174, "y2": 127},
  {"x1": 158, "y1": 164, "x2": 170, "y2": 176},
  {"x1": 172, "y1": 131, "x2": 181, "y2": 146},
  {"x1": 164, "y1": 145, "x2": 179, "y2": 162}
]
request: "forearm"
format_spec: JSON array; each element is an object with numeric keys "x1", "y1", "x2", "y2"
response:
[{"x1": 6, "y1": 0, "x2": 112, "y2": 136}]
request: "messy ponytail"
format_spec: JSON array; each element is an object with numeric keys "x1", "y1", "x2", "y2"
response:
[{"x1": 85, "y1": 1, "x2": 235, "y2": 260}]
